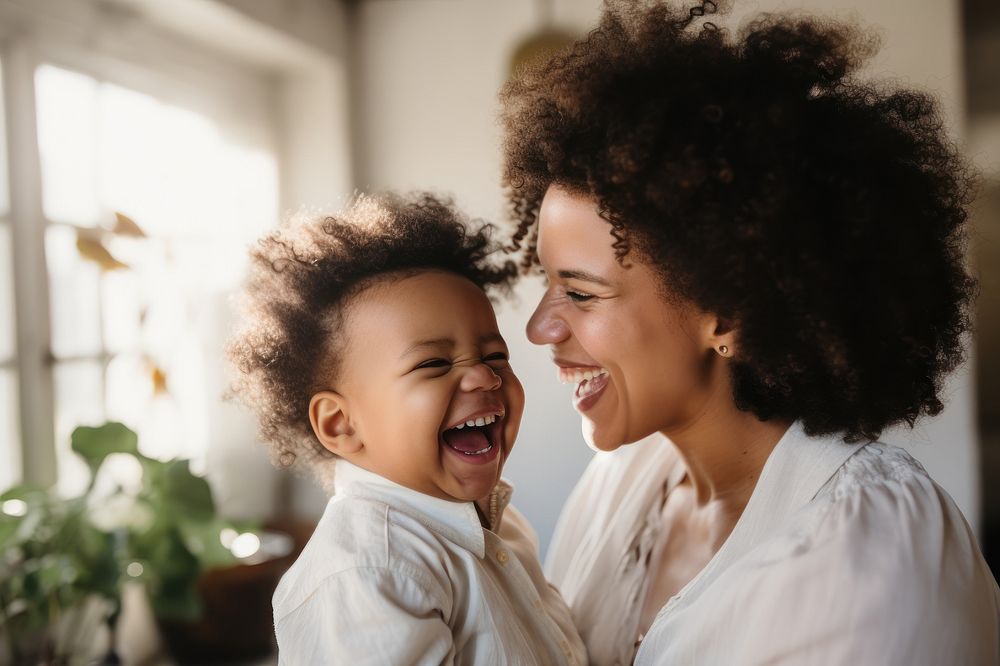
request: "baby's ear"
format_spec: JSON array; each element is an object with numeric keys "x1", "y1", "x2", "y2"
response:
[{"x1": 309, "y1": 391, "x2": 363, "y2": 455}]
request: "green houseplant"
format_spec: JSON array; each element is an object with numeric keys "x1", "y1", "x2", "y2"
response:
[{"x1": 0, "y1": 422, "x2": 253, "y2": 664}]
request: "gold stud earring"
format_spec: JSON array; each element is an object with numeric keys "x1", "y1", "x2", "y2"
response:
[{"x1": 718, "y1": 345, "x2": 729, "y2": 356}]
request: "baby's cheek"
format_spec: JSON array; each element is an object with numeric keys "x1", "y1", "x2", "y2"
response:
[{"x1": 395, "y1": 384, "x2": 451, "y2": 431}]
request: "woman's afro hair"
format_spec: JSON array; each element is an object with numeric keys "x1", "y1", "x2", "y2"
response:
[
  {"x1": 227, "y1": 192, "x2": 517, "y2": 470},
  {"x1": 501, "y1": 0, "x2": 977, "y2": 442}
]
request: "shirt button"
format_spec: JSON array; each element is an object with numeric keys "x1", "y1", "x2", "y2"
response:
[{"x1": 496, "y1": 549, "x2": 509, "y2": 565}]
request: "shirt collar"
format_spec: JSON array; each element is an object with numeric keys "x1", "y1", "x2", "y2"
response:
[
  {"x1": 331, "y1": 460, "x2": 514, "y2": 558},
  {"x1": 671, "y1": 420, "x2": 867, "y2": 603}
]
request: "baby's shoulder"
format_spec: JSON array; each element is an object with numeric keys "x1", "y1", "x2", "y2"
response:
[{"x1": 273, "y1": 495, "x2": 453, "y2": 618}]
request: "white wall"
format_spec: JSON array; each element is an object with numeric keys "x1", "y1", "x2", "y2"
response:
[
  {"x1": 352, "y1": 0, "x2": 980, "y2": 556},
  {"x1": 353, "y1": 0, "x2": 603, "y2": 557}
]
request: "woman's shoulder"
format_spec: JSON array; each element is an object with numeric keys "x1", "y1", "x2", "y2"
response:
[
  {"x1": 713, "y1": 441, "x2": 1000, "y2": 664},
  {"x1": 822, "y1": 440, "x2": 932, "y2": 499},
  {"x1": 793, "y1": 441, "x2": 996, "y2": 618},
  {"x1": 811, "y1": 441, "x2": 980, "y2": 559}
]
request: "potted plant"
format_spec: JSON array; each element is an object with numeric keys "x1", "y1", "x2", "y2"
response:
[{"x1": 0, "y1": 422, "x2": 261, "y2": 664}]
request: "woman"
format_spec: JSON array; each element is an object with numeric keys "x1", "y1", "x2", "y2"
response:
[{"x1": 500, "y1": 2, "x2": 1000, "y2": 664}]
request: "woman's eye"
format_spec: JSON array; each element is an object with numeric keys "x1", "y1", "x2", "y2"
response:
[
  {"x1": 416, "y1": 358, "x2": 451, "y2": 370},
  {"x1": 566, "y1": 290, "x2": 595, "y2": 302}
]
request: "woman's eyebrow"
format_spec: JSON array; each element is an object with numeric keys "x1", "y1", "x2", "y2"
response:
[{"x1": 557, "y1": 269, "x2": 611, "y2": 286}]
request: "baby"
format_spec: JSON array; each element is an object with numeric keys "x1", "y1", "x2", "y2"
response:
[{"x1": 228, "y1": 193, "x2": 586, "y2": 665}]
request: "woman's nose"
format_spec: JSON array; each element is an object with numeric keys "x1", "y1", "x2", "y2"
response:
[
  {"x1": 526, "y1": 297, "x2": 570, "y2": 346},
  {"x1": 461, "y1": 362, "x2": 502, "y2": 392}
]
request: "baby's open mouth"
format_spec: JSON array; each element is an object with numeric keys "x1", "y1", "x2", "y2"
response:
[{"x1": 441, "y1": 413, "x2": 504, "y2": 458}]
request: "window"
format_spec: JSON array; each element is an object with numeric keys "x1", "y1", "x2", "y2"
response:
[
  {"x1": 33, "y1": 64, "x2": 278, "y2": 493},
  {"x1": 0, "y1": 60, "x2": 22, "y2": 492},
  {"x1": 1, "y1": 23, "x2": 280, "y2": 494}
]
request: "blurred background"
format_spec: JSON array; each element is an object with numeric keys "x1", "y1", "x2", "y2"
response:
[{"x1": 0, "y1": 0, "x2": 996, "y2": 662}]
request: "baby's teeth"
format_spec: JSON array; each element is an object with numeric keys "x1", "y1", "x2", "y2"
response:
[
  {"x1": 455, "y1": 423, "x2": 465, "y2": 430},
  {"x1": 475, "y1": 417, "x2": 486, "y2": 427},
  {"x1": 466, "y1": 419, "x2": 476, "y2": 427}
]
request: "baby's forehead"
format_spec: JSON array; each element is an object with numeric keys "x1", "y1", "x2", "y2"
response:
[
  {"x1": 344, "y1": 269, "x2": 498, "y2": 332},
  {"x1": 334, "y1": 271, "x2": 504, "y2": 373}
]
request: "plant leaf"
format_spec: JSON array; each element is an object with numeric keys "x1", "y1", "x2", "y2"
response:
[
  {"x1": 71, "y1": 422, "x2": 139, "y2": 474},
  {"x1": 75, "y1": 234, "x2": 129, "y2": 271},
  {"x1": 177, "y1": 517, "x2": 236, "y2": 568},
  {"x1": 112, "y1": 212, "x2": 146, "y2": 237},
  {"x1": 162, "y1": 460, "x2": 214, "y2": 519}
]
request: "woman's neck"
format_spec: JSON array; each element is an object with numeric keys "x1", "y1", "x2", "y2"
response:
[{"x1": 662, "y1": 408, "x2": 792, "y2": 510}]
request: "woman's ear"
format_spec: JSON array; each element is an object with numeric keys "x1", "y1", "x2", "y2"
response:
[
  {"x1": 309, "y1": 391, "x2": 363, "y2": 455},
  {"x1": 704, "y1": 314, "x2": 737, "y2": 358}
]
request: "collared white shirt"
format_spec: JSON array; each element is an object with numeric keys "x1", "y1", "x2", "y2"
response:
[
  {"x1": 545, "y1": 420, "x2": 1000, "y2": 665},
  {"x1": 273, "y1": 461, "x2": 586, "y2": 665}
]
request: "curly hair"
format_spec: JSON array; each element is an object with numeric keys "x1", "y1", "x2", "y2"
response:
[
  {"x1": 227, "y1": 192, "x2": 518, "y2": 470},
  {"x1": 500, "y1": 0, "x2": 977, "y2": 442}
]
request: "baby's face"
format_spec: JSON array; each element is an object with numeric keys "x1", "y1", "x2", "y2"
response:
[{"x1": 324, "y1": 270, "x2": 524, "y2": 502}]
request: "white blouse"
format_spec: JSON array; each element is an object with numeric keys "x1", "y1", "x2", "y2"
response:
[
  {"x1": 272, "y1": 461, "x2": 586, "y2": 665},
  {"x1": 545, "y1": 420, "x2": 1000, "y2": 665}
]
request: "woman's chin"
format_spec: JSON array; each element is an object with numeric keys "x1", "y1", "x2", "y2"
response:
[{"x1": 581, "y1": 418, "x2": 625, "y2": 452}]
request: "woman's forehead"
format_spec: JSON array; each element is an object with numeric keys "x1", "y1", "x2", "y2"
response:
[{"x1": 537, "y1": 187, "x2": 620, "y2": 268}]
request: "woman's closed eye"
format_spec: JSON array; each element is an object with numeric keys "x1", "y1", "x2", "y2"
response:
[{"x1": 566, "y1": 290, "x2": 595, "y2": 303}]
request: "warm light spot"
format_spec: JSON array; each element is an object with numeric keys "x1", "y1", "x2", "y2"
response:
[
  {"x1": 220, "y1": 527, "x2": 238, "y2": 549},
  {"x1": 1, "y1": 499, "x2": 26, "y2": 516},
  {"x1": 230, "y1": 532, "x2": 260, "y2": 559}
]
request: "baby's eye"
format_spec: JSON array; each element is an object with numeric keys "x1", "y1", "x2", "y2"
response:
[
  {"x1": 566, "y1": 290, "x2": 595, "y2": 303},
  {"x1": 416, "y1": 358, "x2": 452, "y2": 370},
  {"x1": 483, "y1": 352, "x2": 510, "y2": 367}
]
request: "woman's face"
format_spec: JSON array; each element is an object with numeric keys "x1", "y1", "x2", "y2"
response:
[{"x1": 527, "y1": 185, "x2": 729, "y2": 451}]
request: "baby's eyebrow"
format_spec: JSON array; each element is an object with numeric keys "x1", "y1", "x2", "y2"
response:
[{"x1": 400, "y1": 333, "x2": 506, "y2": 359}]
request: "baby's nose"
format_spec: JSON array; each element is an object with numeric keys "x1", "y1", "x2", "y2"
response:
[{"x1": 460, "y1": 361, "x2": 502, "y2": 392}]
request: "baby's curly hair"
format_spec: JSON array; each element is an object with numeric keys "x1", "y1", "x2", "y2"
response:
[
  {"x1": 501, "y1": 1, "x2": 977, "y2": 442},
  {"x1": 227, "y1": 192, "x2": 517, "y2": 470}
]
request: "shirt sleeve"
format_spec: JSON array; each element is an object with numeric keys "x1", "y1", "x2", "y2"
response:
[
  {"x1": 732, "y1": 473, "x2": 1000, "y2": 666},
  {"x1": 275, "y1": 566, "x2": 455, "y2": 666}
]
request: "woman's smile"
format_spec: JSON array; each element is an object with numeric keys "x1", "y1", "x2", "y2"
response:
[
  {"x1": 573, "y1": 372, "x2": 610, "y2": 412},
  {"x1": 556, "y1": 364, "x2": 611, "y2": 411}
]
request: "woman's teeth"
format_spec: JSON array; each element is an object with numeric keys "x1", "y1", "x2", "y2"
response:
[
  {"x1": 452, "y1": 414, "x2": 499, "y2": 430},
  {"x1": 558, "y1": 367, "x2": 609, "y2": 385},
  {"x1": 577, "y1": 376, "x2": 606, "y2": 399}
]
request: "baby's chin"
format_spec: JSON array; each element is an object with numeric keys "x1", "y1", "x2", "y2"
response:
[{"x1": 442, "y1": 465, "x2": 504, "y2": 503}]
